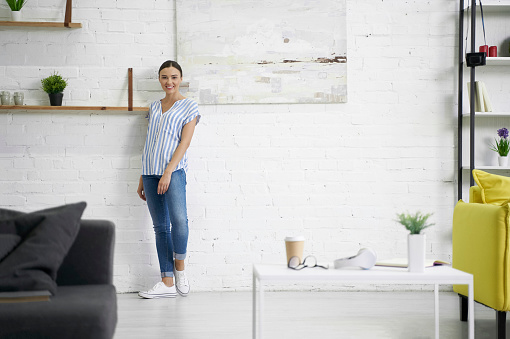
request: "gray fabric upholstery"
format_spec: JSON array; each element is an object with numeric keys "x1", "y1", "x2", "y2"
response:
[
  {"x1": 0, "y1": 234, "x2": 21, "y2": 260},
  {"x1": 0, "y1": 285, "x2": 117, "y2": 339},
  {"x1": 0, "y1": 220, "x2": 117, "y2": 339},
  {"x1": 57, "y1": 219, "x2": 115, "y2": 286}
]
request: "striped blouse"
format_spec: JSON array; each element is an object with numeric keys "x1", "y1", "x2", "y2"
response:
[{"x1": 142, "y1": 98, "x2": 200, "y2": 175}]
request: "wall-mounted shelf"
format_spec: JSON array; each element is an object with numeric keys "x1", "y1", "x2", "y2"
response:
[
  {"x1": 0, "y1": 105, "x2": 147, "y2": 112},
  {"x1": 0, "y1": 21, "x2": 81, "y2": 28},
  {"x1": 1, "y1": 69, "x2": 142, "y2": 113},
  {"x1": 0, "y1": 0, "x2": 81, "y2": 29}
]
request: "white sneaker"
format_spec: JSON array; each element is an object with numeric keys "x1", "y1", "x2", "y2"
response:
[
  {"x1": 174, "y1": 270, "x2": 190, "y2": 297},
  {"x1": 138, "y1": 281, "x2": 177, "y2": 299}
]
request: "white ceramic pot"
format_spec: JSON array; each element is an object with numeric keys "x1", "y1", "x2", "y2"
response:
[
  {"x1": 0, "y1": 92, "x2": 10, "y2": 105},
  {"x1": 13, "y1": 92, "x2": 24, "y2": 105},
  {"x1": 11, "y1": 11, "x2": 22, "y2": 22},
  {"x1": 408, "y1": 234, "x2": 426, "y2": 273},
  {"x1": 498, "y1": 156, "x2": 509, "y2": 167}
]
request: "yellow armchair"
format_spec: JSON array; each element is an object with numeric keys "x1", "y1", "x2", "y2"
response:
[{"x1": 453, "y1": 185, "x2": 510, "y2": 339}]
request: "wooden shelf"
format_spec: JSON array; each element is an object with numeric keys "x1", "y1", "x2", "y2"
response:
[
  {"x1": 0, "y1": 105, "x2": 147, "y2": 112},
  {"x1": 0, "y1": 21, "x2": 81, "y2": 28},
  {"x1": 1, "y1": 0, "x2": 80, "y2": 28}
]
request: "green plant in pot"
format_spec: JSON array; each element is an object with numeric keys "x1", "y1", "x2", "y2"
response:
[
  {"x1": 396, "y1": 211, "x2": 434, "y2": 235},
  {"x1": 396, "y1": 211, "x2": 434, "y2": 273},
  {"x1": 6, "y1": 0, "x2": 28, "y2": 21},
  {"x1": 41, "y1": 72, "x2": 67, "y2": 106}
]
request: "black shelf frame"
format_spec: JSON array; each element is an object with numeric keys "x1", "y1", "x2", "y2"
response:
[{"x1": 458, "y1": 0, "x2": 478, "y2": 201}]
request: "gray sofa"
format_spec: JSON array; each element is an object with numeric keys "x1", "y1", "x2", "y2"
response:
[{"x1": 0, "y1": 219, "x2": 117, "y2": 339}]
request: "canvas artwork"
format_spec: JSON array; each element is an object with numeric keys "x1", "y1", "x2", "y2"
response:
[{"x1": 176, "y1": 0, "x2": 347, "y2": 104}]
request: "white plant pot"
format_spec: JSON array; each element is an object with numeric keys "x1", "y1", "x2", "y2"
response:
[
  {"x1": 498, "y1": 156, "x2": 509, "y2": 167},
  {"x1": 408, "y1": 234, "x2": 426, "y2": 273},
  {"x1": 11, "y1": 11, "x2": 22, "y2": 22}
]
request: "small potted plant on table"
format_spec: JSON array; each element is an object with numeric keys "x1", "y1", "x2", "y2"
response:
[
  {"x1": 6, "y1": 0, "x2": 28, "y2": 21},
  {"x1": 396, "y1": 211, "x2": 434, "y2": 273},
  {"x1": 41, "y1": 72, "x2": 68, "y2": 106}
]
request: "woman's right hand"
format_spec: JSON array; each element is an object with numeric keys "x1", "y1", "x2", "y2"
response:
[{"x1": 137, "y1": 176, "x2": 146, "y2": 201}]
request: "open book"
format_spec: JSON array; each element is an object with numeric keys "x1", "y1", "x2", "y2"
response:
[
  {"x1": 375, "y1": 258, "x2": 450, "y2": 268},
  {"x1": 0, "y1": 290, "x2": 51, "y2": 303}
]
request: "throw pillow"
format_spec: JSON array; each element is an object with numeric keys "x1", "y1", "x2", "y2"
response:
[
  {"x1": 0, "y1": 234, "x2": 21, "y2": 261},
  {"x1": 0, "y1": 202, "x2": 86, "y2": 294},
  {"x1": 472, "y1": 169, "x2": 510, "y2": 205}
]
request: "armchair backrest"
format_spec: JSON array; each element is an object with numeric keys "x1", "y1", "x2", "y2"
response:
[{"x1": 56, "y1": 220, "x2": 115, "y2": 286}]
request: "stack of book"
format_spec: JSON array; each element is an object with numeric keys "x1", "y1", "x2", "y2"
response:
[{"x1": 467, "y1": 81, "x2": 493, "y2": 112}]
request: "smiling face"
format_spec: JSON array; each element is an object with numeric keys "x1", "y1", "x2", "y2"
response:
[{"x1": 159, "y1": 66, "x2": 182, "y2": 95}]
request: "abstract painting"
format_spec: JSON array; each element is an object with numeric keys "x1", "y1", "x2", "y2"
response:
[{"x1": 176, "y1": 0, "x2": 347, "y2": 104}]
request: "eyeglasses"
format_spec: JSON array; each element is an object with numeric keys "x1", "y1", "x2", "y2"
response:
[{"x1": 288, "y1": 255, "x2": 329, "y2": 270}]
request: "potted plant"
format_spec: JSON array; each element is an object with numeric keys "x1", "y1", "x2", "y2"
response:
[
  {"x1": 396, "y1": 211, "x2": 434, "y2": 273},
  {"x1": 41, "y1": 72, "x2": 67, "y2": 106},
  {"x1": 6, "y1": 0, "x2": 28, "y2": 21},
  {"x1": 490, "y1": 128, "x2": 510, "y2": 167}
]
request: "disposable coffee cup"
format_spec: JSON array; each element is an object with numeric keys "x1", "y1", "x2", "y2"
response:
[{"x1": 285, "y1": 236, "x2": 305, "y2": 264}]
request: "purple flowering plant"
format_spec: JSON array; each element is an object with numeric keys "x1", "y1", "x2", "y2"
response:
[{"x1": 490, "y1": 128, "x2": 510, "y2": 157}]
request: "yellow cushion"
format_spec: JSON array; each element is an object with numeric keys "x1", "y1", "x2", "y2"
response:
[
  {"x1": 452, "y1": 200, "x2": 510, "y2": 311},
  {"x1": 469, "y1": 186, "x2": 483, "y2": 204},
  {"x1": 472, "y1": 169, "x2": 510, "y2": 205}
]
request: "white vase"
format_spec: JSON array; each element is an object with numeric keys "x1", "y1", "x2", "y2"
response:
[
  {"x1": 408, "y1": 234, "x2": 426, "y2": 273},
  {"x1": 498, "y1": 156, "x2": 509, "y2": 167},
  {"x1": 11, "y1": 11, "x2": 22, "y2": 22}
]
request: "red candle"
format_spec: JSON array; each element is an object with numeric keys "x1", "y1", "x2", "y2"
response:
[{"x1": 489, "y1": 46, "x2": 497, "y2": 57}]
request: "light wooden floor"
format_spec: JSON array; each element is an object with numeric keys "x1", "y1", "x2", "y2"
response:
[{"x1": 114, "y1": 291, "x2": 502, "y2": 339}]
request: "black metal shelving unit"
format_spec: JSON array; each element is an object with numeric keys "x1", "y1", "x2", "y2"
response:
[{"x1": 458, "y1": 1, "x2": 510, "y2": 200}]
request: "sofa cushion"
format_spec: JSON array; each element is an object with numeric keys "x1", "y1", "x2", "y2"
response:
[
  {"x1": 473, "y1": 169, "x2": 510, "y2": 205},
  {"x1": 0, "y1": 202, "x2": 86, "y2": 294},
  {"x1": 0, "y1": 284, "x2": 117, "y2": 339}
]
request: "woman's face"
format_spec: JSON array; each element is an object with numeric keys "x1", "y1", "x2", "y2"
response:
[{"x1": 159, "y1": 66, "x2": 182, "y2": 95}]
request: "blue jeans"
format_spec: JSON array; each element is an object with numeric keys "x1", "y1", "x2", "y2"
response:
[{"x1": 142, "y1": 170, "x2": 188, "y2": 278}]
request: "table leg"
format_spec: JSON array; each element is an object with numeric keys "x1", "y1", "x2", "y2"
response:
[
  {"x1": 468, "y1": 282, "x2": 474, "y2": 339},
  {"x1": 434, "y1": 284, "x2": 439, "y2": 339},
  {"x1": 258, "y1": 279, "x2": 264, "y2": 339},
  {"x1": 252, "y1": 274, "x2": 257, "y2": 339}
]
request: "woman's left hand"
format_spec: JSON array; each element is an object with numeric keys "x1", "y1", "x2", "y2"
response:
[{"x1": 157, "y1": 171, "x2": 172, "y2": 195}]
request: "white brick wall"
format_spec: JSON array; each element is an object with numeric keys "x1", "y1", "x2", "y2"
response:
[{"x1": 1, "y1": 1, "x2": 460, "y2": 292}]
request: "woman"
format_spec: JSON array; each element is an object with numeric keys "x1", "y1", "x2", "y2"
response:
[{"x1": 137, "y1": 60, "x2": 200, "y2": 298}]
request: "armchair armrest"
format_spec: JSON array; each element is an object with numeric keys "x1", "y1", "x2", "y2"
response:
[
  {"x1": 452, "y1": 200, "x2": 510, "y2": 311},
  {"x1": 56, "y1": 220, "x2": 115, "y2": 286}
]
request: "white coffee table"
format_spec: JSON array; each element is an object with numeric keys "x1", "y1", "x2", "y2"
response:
[{"x1": 252, "y1": 264, "x2": 474, "y2": 339}]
